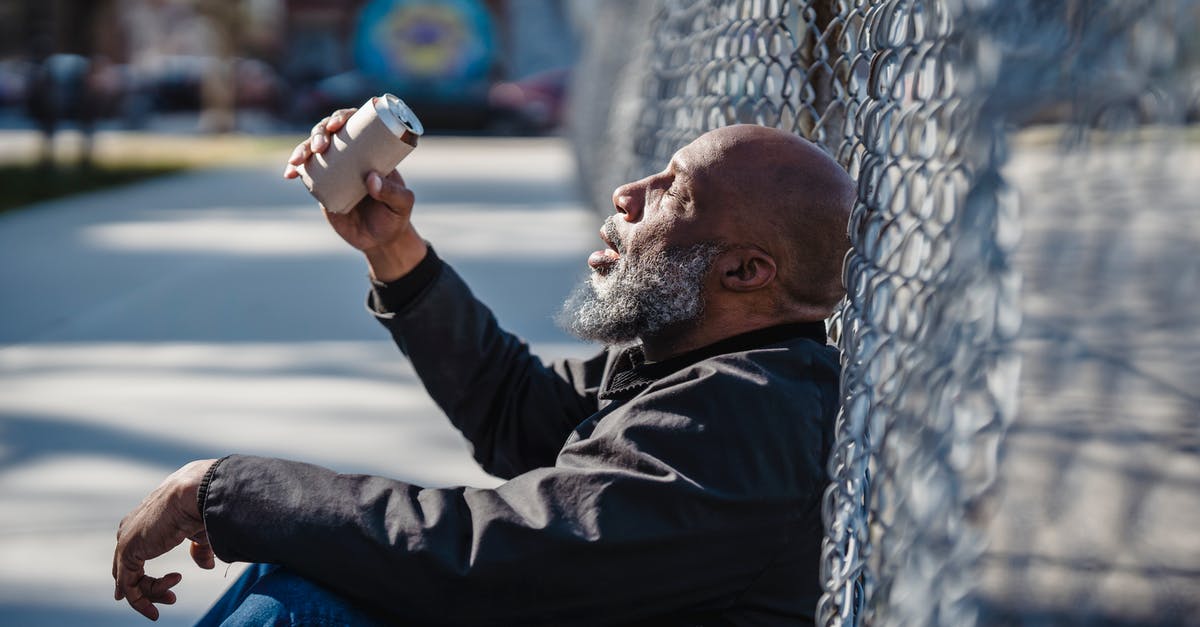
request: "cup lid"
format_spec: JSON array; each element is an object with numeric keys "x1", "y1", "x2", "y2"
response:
[{"x1": 374, "y1": 94, "x2": 424, "y2": 138}]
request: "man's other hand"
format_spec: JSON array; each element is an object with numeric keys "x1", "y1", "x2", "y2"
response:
[
  {"x1": 113, "y1": 459, "x2": 217, "y2": 621},
  {"x1": 283, "y1": 106, "x2": 428, "y2": 282}
]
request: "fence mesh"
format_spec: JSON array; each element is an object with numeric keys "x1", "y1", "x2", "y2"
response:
[{"x1": 570, "y1": 1, "x2": 1200, "y2": 625}]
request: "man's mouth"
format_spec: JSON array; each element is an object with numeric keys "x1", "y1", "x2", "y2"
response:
[
  {"x1": 588, "y1": 223, "x2": 622, "y2": 272},
  {"x1": 587, "y1": 248, "x2": 620, "y2": 271}
]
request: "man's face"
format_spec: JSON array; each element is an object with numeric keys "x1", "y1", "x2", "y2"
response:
[
  {"x1": 559, "y1": 136, "x2": 729, "y2": 345},
  {"x1": 592, "y1": 137, "x2": 727, "y2": 276}
]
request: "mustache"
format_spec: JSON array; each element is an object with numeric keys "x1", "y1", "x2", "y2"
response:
[{"x1": 602, "y1": 218, "x2": 624, "y2": 254}]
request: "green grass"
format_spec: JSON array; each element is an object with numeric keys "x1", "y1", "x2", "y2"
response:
[{"x1": 0, "y1": 163, "x2": 187, "y2": 214}]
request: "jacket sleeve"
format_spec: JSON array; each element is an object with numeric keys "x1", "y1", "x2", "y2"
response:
[
  {"x1": 371, "y1": 253, "x2": 603, "y2": 479},
  {"x1": 201, "y1": 354, "x2": 833, "y2": 627}
]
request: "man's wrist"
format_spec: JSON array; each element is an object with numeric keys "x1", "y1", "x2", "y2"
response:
[
  {"x1": 364, "y1": 228, "x2": 428, "y2": 282},
  {"x1": 176, "y1": 458, "x2": 219, "y2": 522}
]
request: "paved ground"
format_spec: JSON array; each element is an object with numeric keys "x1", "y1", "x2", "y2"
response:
[
  {"x1": 0, "y1": 136, "x2": 598, "y2": 626},
  {"x1": 980, "y1": 140, "x2": 1200, "y2": 625}
]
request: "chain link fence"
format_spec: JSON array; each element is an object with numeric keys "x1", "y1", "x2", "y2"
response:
[{"x1": 570, "y1": 1, "x2": 1200, "y2": 625}]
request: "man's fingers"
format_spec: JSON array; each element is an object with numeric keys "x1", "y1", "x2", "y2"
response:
[
  {"x1": 143, "y1": 571, "x2": 182, "y2": 603},
  {"x1": 284, "y1": 139, "x2": 313, "y2": 178},
  {"x1": 113, "y1": 542, "x2": 138, "y2": 600},
  {"x1": 115, "y1": 559, "x2": 144, "y2": 602},
  {"x1": 287, "y1": 141, "x2": 311, "y2": 166},
  {"x1": 122, "y1": 582, "x2": 159, "y2": 621},
  {"x1": 311, "y1": 109, "x2": 358, "y2": 153},
  {"x1": 133, "y1": 598, "x2": 159, "y2": 621},
  {"x1": 190, "y1": 538, "x2": 215, "y2": 570},
  {"x1": 291, "y1": 108, "x2": 358, "y2": 174},
  {"x1": 310, "y1": 114, "x2": 338, "y2": 154},
  {"x1": 311, "y1": 132, "x2": 328, "y2": 154},
  {"x1": 114, "y1": 543, "x2": 160, "y2": 608},
  {"x1": 326, "y1": 108, "x2": 357, "y2": 133},
  {"x1": 309, "y1": 116, "x2": 330, "y2": 138},
  {"x1": 121, "y1": 572, "x2": 181, "y2": 621},
  {"x1": 113, "y1": 565, "x2": 123, "y2": 600},
  {"x1": 150, "y1": 572, "x2": 183, "y2": 594},
  {"x1": 366, "y1": 171, "x2": 415, "y2": 214}
]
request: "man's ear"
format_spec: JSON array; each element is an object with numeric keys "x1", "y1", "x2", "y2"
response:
[{"x1": 717, "y1": 247, "x2": 777, "y2": 292}]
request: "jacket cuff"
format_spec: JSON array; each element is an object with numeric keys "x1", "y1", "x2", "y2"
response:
[
  {"x1": 367, "y1": 245, "x2": 443, "y2": 319},
  {"x1": 196, "y1": 455, "x2": 229, "y2": 516}
]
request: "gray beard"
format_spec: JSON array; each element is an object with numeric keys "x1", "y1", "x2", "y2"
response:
[{"x1": 558, "y1": 242, "x2": 724, "y2": 346}]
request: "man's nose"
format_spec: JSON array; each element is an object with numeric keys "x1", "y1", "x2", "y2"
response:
[{"x1": 611, "y1": 183, "x2": 643, "y2": 223}]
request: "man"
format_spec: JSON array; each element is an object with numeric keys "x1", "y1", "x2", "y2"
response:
[{"x1": 112, "y1": 116, "x2": 855, "y2": 626}]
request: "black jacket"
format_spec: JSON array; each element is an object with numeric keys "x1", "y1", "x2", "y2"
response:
[{"x1": 201, "y1": 250, "x2": 840, "y2": 626}]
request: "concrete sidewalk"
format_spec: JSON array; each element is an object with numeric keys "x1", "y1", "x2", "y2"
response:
[{"x1": 0, "y1": 137, "x2": 598, "y2": 625}]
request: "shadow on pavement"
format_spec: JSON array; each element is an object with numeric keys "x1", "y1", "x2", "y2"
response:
[{"x1": 0, "y1": 137, "x2": 595, "y2": 623}]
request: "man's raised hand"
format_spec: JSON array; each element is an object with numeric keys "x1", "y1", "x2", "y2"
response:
[
  {"x1": 113, "y1": 459, "x2": 216, "y2": 621},
  {"x1": 285, "y1": 106, "x2": 428, "y2": 282}
]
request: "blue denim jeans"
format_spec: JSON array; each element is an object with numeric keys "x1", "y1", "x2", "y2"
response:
[{"x1": 194, "y1": 564, "x2": 391, "y2": 627}]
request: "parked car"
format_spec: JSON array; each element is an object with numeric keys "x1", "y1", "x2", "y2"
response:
[
  {"x1": 135, "y1": 55, "x2": 286, "y2": 113},
  {"x1": 23, "y1": 54, "x2": 126, "y2": 125}
]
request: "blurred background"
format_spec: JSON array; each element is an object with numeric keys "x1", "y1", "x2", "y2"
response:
[{"x1": 0, "y1": 0, "x2": 578, "y2": 137}]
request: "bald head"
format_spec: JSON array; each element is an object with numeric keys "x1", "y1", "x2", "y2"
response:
[
  {"x1": 575, "y1": 125, "x2": 856, "y2": 358},
  {"x1": 684, "y1": 125, "x2": 856, "y2": 314}
]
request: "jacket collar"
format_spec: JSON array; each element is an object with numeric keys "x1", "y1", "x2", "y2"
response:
[{"x1": 599, "y1": 322, "x2": 828, "y2": 401}]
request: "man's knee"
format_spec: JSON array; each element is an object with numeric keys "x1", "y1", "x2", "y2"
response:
[{"x1": 218, "y1": 567, "x2": 386, "y2": 627}]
